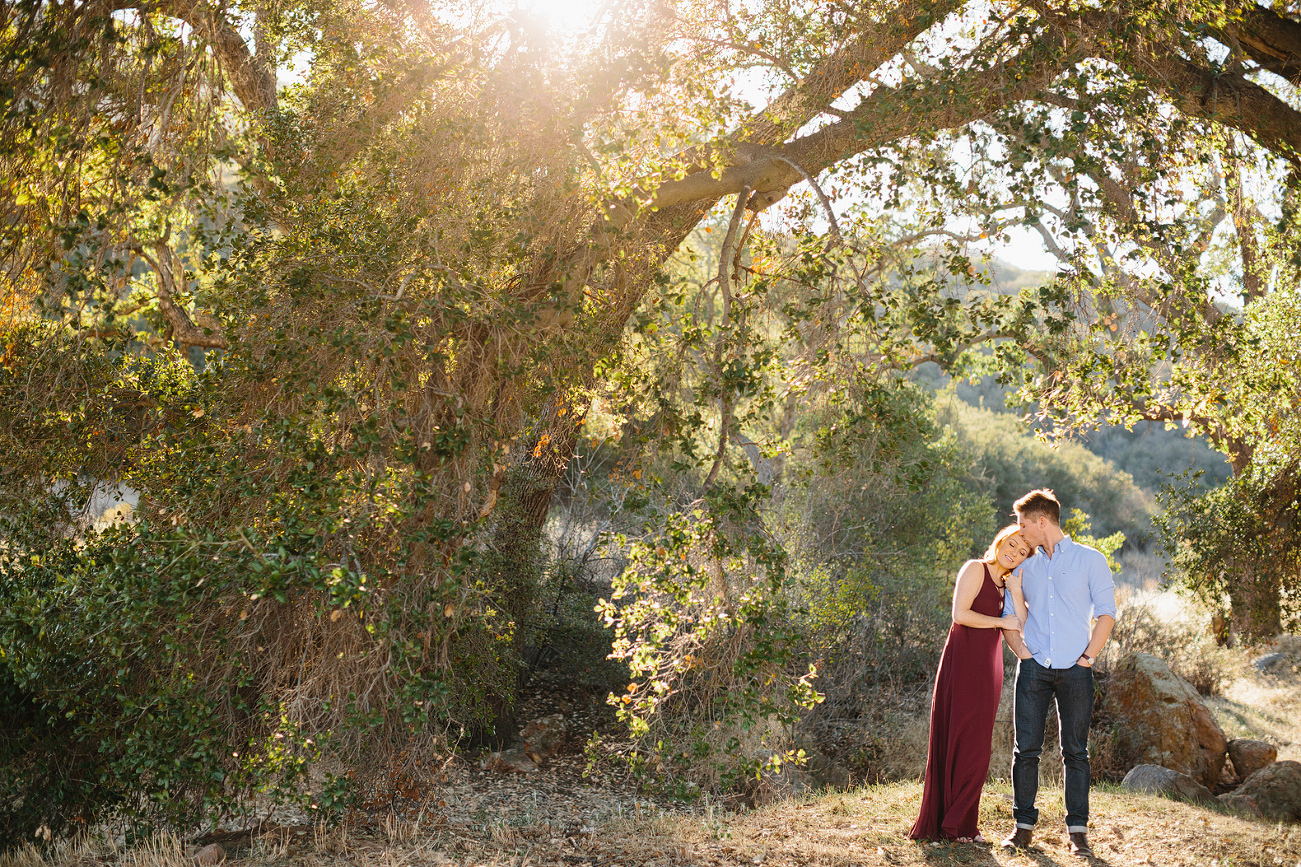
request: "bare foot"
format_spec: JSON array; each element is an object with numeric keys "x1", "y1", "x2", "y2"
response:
[{"x1": 972, "y1": 834, "x2": 989, "y2": 844}]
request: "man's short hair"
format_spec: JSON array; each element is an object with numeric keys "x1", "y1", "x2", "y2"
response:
[{"x1": 1014, "y1": 489, "x2": 1061, "y2": 525}]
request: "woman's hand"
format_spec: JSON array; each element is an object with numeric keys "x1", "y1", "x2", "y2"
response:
[
  {"x1": 999, "y1": 613, "x2": 1023, "y2": 634},
  {"x1": 1004, "y1": 569, "x2": 1023, "y2": 597}
]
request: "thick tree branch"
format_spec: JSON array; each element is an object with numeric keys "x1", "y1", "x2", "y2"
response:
[
  {"x1": 136, "y1": 239, "x2": 230, "y2": 349},
  {"x1": 738, "y1": 0, "x2": 963, "y2": 147},
  {"x1": 117, "y1": 0, "x2": 277, "y2": 113},
  {"x1": 1229, "y1": 2, "x2": 1301, "y2": 84},
  {"x1": 1143, "y1": 52, "x2": 1301, "y2": 161}
]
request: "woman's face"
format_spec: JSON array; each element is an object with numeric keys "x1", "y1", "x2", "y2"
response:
[{"x1": 997, "y1": 533, "x2": 1032, "y2": 570}]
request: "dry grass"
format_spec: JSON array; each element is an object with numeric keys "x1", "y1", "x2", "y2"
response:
[
  {"x1": 12, "y1": 782, "x2": 1300, "y2": 867},
  {"x1": 1207, "y1": 635, "x2": 1301, "y2": 763}
]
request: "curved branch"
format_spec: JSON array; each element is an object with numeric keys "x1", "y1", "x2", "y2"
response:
[
  {"x1": 135, "y1": 239, "x2": 229, "y2": 349},
  {"x1": 1228, "y1": 3, "x2": 1301, "y2": 84}
]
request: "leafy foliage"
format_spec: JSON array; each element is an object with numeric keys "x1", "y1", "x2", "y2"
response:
[{"x1": 940, "y1": 399, "x2": 1155, "y2": 544}]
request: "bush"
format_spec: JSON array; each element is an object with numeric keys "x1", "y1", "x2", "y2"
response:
[
  {"x1": 777, "y1": 380, "x2": 996, "y2": 773},
  {"x1": 597, "y1": 485, "x2": 822, "y2": 797},
  {"x1": 1156, "y1": 460, "x2": 1301, "y2": 642},
  {"x1": 1102, "y1": 599, "x2": 1236, "y2": 696}
]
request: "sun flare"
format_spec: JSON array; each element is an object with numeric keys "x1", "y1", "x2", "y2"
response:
[{"x1": 517, "y1": 0, "x2": 606, "y2": 35}]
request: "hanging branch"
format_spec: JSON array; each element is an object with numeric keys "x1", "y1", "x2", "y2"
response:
[{"x1": 703, "y1": 186, "x2": 753, "y2": 491}]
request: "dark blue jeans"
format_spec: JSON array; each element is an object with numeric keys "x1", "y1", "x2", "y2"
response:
[{"x1": 1012, "y1": 657, "x2": 1094, "y2": 832}]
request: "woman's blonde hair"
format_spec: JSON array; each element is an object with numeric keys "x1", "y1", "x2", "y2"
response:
[{"x1": 982, "y1": 524, "x2": 1024, "y2": 564}]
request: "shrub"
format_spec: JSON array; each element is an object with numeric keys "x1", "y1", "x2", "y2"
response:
[
  {"x1": 598, "y1": 485, "x2": 821, "y2": 797},
  {"x1": 778, "y1": 380, "x2": 996, "y2": 773},
  {"x1": 941, "y1": 398, "x2": 1156, "y2": 545}
]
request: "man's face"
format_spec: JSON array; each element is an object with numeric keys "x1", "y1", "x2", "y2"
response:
[{"x1": 1017, "y1": 513, "x2": 1045, "y2": 551}]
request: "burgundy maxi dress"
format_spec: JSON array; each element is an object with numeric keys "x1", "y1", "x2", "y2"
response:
[{"x1": 909, "y1": 563, "x2": 1005, "y2": 841}]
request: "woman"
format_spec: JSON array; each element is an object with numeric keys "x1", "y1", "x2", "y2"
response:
[{"x1": 909, "y1": 525, "x2": 1031, "y2": 843}]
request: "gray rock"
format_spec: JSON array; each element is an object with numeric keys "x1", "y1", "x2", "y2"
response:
[
  {"x1": 1100, "y1": 652, "x2": 1228, "y2": 788},
  {"x1": 1225, "y1": 760, "x2": 1301, "y2": 822},
  {"x1": 1228, "y1": 738, "x2": 1278, "y2": 780},
  {"x1": 1121, "y1": 764, "x2": 1218, "y2": 806},
  {"x1": 1253, "y1": 652, "x2": 1289, "y2": 674},
  {"x1": 1218, "y1": 789, "x2": 1261, "y2": 818}
]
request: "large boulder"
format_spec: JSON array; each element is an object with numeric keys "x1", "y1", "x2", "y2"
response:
[
  {"x1": 1100, "y1": 652, "x2": 1228, "y2": 788},
  {"x1": 1120, "y1": 764, "x2": 1218, "y2": 807},
  {"x1": 1219, "y1": 761, "x2": 1301, "y2": 821},
  {"x1": 1228, "y1": 739, "x2": 1278, "y2": 780}
]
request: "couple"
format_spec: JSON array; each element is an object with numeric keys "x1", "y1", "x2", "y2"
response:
[{"x1": 908, "y1": 489, "x2": 1117, "y2": 858}]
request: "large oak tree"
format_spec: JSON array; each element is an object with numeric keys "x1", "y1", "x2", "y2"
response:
[{"x1": 3, "y1": 0, "x2": 1301, "y2": 835}]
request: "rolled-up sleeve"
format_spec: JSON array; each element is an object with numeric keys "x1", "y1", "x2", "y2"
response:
[{"x1": 1089, "y1": 551, "x2": 1118, "y2": 621}]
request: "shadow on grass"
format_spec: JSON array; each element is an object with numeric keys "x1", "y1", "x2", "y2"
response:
[{"x1": 916, "y1": 839, "x2": 1117, "y2": 867}]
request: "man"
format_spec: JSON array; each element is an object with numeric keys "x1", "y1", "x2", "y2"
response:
[{"x1": 1000, "y1": 489, "x2": 1117, "y2": 859}]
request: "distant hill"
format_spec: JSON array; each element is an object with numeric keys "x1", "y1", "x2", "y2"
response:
[{"x1": 912, "y1": 258, "x2": 1233, "y2": 503}]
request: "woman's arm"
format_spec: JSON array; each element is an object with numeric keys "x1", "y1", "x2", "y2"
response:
[{"x1": 952, "y1": 560, "x2": 1023, "y2": 630}]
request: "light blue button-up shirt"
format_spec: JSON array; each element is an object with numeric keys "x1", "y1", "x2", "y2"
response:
[{"x1": 1004, "y1": 535, "x2": 1118, "y2": 669}]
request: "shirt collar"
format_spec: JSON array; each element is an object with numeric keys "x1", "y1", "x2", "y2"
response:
[
  {"x1": 1042, "y1": 534, "x2": 1074, "y2": 557},
  {"x1": 1030, "y1": 534, "x2": 1074, "y2": 558}
]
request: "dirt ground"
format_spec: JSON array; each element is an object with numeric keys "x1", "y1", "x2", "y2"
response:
[{"x1": 7, "y1": 780, "x2": 1297, "y2": 867}]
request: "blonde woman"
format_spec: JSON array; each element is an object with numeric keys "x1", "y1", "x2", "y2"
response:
[{"x1": 910, "y1": 525, "x2": 1031, "y2": 843}]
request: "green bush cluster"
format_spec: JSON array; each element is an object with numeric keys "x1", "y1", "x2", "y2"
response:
[
  {"x1": 0, "y1": 327, "x2": 517, "y2": 848},
  {"x1": 1156, "y1": 460, "x2": 1301, "y2": 641}
]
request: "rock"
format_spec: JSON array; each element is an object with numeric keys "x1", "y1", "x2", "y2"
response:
[
  {"x1": 1253, "y1": 652, "x2": 1289, "y2": 674},
  {"x1": 521, "y1": 713, "x2": 567, "y2": 764},
  {"x1": 1100, "y1": 652, "x2": 1228, "y2": 788},
  {"x1": 1225, "y1": 761, "x2": 1301, "y2": 822},
  {"x1": 1120, "y1": 764, "x2": 1218, "y2": 806},
  {"x1": 480, "y1": 749, "x2": 538, "y2": 774},
  {"x1": 193, "y1": 844, "x2": 226, "y2": 866},
  {"x1": 1228, "y1": 738, "x2": 1278, "y2": 780},
  {"x1": 1218, "y1": 789, "x2": 1261, "y2": 818},
  {"x1": 1216, "y1": 760, "x2": 1240, "y2": 791}
]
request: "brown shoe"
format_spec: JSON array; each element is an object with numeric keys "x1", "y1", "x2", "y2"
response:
[
  {"x1": 1001, "y1": 827, "x2": 1032, "y2": 850},
  {"x1": 1069, "y1": 832, "x2": 1094, "y2": 858}
]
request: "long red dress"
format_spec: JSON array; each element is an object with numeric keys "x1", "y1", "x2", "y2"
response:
[{"x1": 909, "y1": 563, "x2": 1005, "y2": 841}]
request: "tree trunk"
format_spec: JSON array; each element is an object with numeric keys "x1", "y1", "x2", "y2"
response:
[
  {"x1": 473, "y1": 390, "x2": 590, "y2": 739},
  {"x1": 1228, "y1": 563, "x2": 1282, "y2": 642}
]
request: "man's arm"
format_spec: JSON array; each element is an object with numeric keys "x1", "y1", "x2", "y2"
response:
[
  {"x1": 1077, "y1": 614, "x2": 1115, "y2": 667},
  {"x1": 1078, "y1": 550, "x2": 1118, "y2": 667}
]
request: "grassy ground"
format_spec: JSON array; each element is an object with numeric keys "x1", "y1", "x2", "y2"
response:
[{"x1": 6, "y1": 782, "x2": 1297, "y2": 867}]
